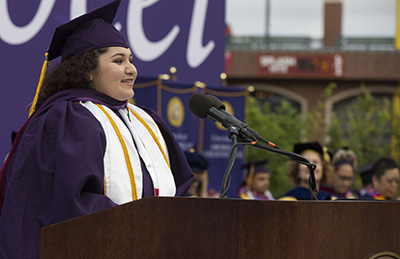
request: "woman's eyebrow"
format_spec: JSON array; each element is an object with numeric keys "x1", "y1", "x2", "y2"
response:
[{"x1": 110, "y1": 53, "x2": 133, "y2": 59}]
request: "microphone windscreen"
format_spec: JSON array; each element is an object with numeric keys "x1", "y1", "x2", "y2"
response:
[
  {"x1": 207, "y1": 95, "x2": 226, "y2": 110},
  {"x1": 188, "y1": 93, "x2": 214, "y2": 118}
]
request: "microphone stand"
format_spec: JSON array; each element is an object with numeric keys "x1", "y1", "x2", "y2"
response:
[
  {"x1": 219, "y1": 126, "x2": 239, "y2": 198},
  {"x1": 218, "y1": 136, "x2": 319, "y2": 200}
]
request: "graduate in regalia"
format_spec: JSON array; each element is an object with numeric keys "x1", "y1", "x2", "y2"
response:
[
  {"x1": 0, "y1": 1, "x2": 193, "y2": 257},
  {"x1": 238, "y1": 160, "x2": 275, "y2": 200},
  {"x1": 280, "y1": 142, "x2": 333, "y2": 200},
  {"x1": 183, "y1": 148, "x2": 210, "y2": 198}
]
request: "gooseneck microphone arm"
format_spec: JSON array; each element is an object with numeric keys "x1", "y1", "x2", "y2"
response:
[
  {"x1": 219, "y1": 126, "x2": 239, "y2": 198},
  {"x1": 188, "y1": 93, "x2": 318, "y2": 200}
]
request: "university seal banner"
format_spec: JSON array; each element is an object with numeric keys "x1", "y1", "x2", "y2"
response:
[
  {"x1": 160, "y1": 80, "x2": 199, "y2": 152},
  {"x1": 133, "y1": 78, "x2": 248, "y2": 197},
  {"x1": 0, "y1": 0, "x2": 225, "y2": 161}
]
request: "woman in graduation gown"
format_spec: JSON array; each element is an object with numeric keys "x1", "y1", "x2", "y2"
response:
[
  {"x1": 279, "y1": 142, "x2": 333, "y2": 200},
  {"x1": 0, "y1": 1, "x2": 193, "y2": 258}
]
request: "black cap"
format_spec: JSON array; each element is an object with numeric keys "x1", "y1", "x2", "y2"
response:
[
  {"x1": 293, "y1": 141, "x2": 331, "y2": 163},
  {"x1": 47, "y1": 0, "x2": 129, "y2": 61},
  {"x1": 184, "y1": 150, "x2": 209, "y2": 173},
  {"x1": 242, "y1": 160, "x2": 270, "y2": 176},
  {"x1": 293, "y1": 142, "x2": 323, "y2": 156},
  {"x1": 356, "y1": 163, "x2": 374, "y2": 186}
]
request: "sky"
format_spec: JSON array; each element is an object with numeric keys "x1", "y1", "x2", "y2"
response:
[{"x1": 225, "y1": 0, "x2": 397, "y2": 38}]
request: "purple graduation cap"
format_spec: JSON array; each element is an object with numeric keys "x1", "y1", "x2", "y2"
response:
[
  {"x1": 184, "y1": 150, "x2": 209, "y2": 174},
  {"x1": 242, "y1": 160, "x2": 270, "y2": 177},
  {"x1": 47, "y1": 0, "x2": 129, "y2": 61},
  {"x1": 29, "y1": 0, "x2": 130, "y2": 115},
  {"x1": 241, "y1": 159, "x2": 270, "y2": 189}
]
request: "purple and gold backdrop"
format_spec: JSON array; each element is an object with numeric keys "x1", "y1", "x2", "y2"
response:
[{"x1": 0, "y1": 0, "x2": 225, "y2": 160}]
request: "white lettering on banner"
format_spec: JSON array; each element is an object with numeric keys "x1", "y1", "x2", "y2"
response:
[
  {"x1": 128, "y1": 0, "x2": 180, "y2": 61},
  {"x1": 70, "y1": 1, "x2": 124, "y2": 32},
  {"x1": 210, "y1": 133, "x2": 231, "y2": 143},
  {"x1": 173, "y1": 132, "x2": 189, "y2": 141},
  {"x1": 187, "y1": 0, "x2": 215, "y2": 68},
  {"x1": 1, "y1": 0, "x2": 215, "y2": 68},
  {"x1": 0, "y1": 0, "x2": 55, "y2": 44},
  {"x1": 334, "y1": 54, "x2": 343, "y2": 77},
  {"x1": 204, "y1": 133, "x2": 244, "y2": 159},
  {"x1": 259, "y1": 55, "x2": 297, "y2": 74},
  {"x1": 70, "y1": 0, "x2": 87, "y2": 19}
]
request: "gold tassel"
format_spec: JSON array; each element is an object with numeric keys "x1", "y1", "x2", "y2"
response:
[
  {"x1": 246, "y1": 164, "x2": 255, "y2": 190},
  {"x1": 29, "y1": 52, "x2": 48, "y2": 116}
]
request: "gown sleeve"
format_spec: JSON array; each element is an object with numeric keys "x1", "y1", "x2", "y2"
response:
[{"x1": 0, "y1": 100, "x2": 116, "y2": 258}]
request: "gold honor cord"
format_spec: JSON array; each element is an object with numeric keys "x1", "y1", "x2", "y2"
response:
[
  {"x1": 128, "y1": 107, "x2": 171, "y2": 169},
  {"x1": 29, "y1": 52, "x2": 49, "y2": 116},
  {"x1": 95, "y1": 104, "x2": 138, "y2": 201}
]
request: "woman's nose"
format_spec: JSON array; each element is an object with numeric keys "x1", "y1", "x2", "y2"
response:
[{"x1": 126, "y1": 62, "x2": 137, "y2": 76}]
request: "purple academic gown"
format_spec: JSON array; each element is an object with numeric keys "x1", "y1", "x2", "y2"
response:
[{"x1": 0, "y1": 89, "x2": 193, "y2": 258}]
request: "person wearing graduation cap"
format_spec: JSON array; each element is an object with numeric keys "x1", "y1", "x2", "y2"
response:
[
  {"x1": 238, "y1": 160, "x2": 275, "y2": 200},
  {"x1": 279, "y1": 142, "x2": 333, "y2": 200},
  {"x1": 183, "y1": 148, "x2": 210, "y2": 197},
  {"x1": 0, "y1": 1, "x2": 193, "y2": 257},
  {"x1": 357, "y1": 162, "x2": 374, "y2": 197}
]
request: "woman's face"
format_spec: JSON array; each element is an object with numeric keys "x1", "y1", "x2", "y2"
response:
[
  {"x1": 332, "y1": 163, "x2": 354, "y2": 194},
  {"x1": 251, "y1": 172, "x2": 271, "y2": 194},
  {"x1": 298, "y1": 151, "x2": 323, "y2": 185},
  {"x1": 91, "y1": 47, "x2": 137, "y2": 101},
  {"x1": 373, "y1": 168, "x2": 400, "y2": 199}
]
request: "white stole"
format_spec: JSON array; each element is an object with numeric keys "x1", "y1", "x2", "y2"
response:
[{"x1": 80, "y1": 101, "x2": 176, "y2": 204}]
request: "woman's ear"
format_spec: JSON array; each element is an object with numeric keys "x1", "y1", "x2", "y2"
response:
[{"x1": 372, "y1": 175, "x2": 378, "y2": 187}]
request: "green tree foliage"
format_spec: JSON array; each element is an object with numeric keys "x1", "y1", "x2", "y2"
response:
[
  {"x1": 328, "y1": 88, "x2": 393, "y2": 166},
  {"x1": 246, "y1": 95, "x2": 304, "y2": 197},
  {"x1": 328, "y1": 87, "x2": 399, "y2": 193},
  {"x1": 246, "y1": 84, "x2": 400, "y2": 198}
]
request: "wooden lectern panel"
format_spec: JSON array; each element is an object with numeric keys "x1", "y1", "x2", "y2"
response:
[{"x1": 41, "y1": 197, "x2": 400, "y2": 258}]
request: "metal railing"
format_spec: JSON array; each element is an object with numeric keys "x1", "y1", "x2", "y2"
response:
[{"x1": 225, "y1": 36, "x2": 396, "y2": 51}]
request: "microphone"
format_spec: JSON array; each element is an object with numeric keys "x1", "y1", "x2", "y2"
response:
[{"x1": 188, "y1": 93, "x2": 258, "y2": 141}]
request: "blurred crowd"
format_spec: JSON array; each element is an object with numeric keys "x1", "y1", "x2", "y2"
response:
[{"x1": 183, "y1": 142, "x2": 400, "y2": 201}]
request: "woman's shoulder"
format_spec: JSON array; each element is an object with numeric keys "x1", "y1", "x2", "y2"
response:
[{"x1": 280, "y1": 187, "x2": 332, "y2": 200}]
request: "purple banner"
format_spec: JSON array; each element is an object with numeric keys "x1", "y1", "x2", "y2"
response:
[
  {"x1": 159, "y1": 80, "x2": 199, "y2": 152},
  {"x1": 132, "y1": 76, "x2": 159, "y2": 111},
  {"x1": 0, "y1": 0, "x2": 225, "y2": 161}
]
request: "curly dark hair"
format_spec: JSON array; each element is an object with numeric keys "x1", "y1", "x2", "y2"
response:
[
  {"x1": 36, "y1": 48, "x2": 109, "y2": 107},
  {"x1": 372, "y1": 157, "x2": 398, "y2": 180}
]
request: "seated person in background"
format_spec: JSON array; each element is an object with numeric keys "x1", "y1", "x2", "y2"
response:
[
  {"x1": 238, "y1": 160, "x2": 275, "y2": 200},
  {"x1": 280, "y1": 142, "x2": 333, "y2": 200},
  {"x1": 356, "y1": 162, "x2": 374, "y2": 197},
  {"x1": 184, "y1": 148, "x2": 209, "y2": 197},
  {"x1": 360, "y1": 157, "x2": 399, "y2": 200},
  {"x1": 320, "y1": 147, "x2": 359, "y2": 199}
]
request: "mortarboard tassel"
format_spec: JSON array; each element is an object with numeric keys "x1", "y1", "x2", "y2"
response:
[
  {"x1": 246, "y1": 164, "x2": 255, "y2": 190},
  {"x1": 28, "y1": 52, "x2": 48, "y2": 116}
]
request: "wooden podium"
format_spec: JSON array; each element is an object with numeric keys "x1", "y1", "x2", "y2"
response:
[{"x1": 41, "y1": 197, "x2": 400, "y2": 258}]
